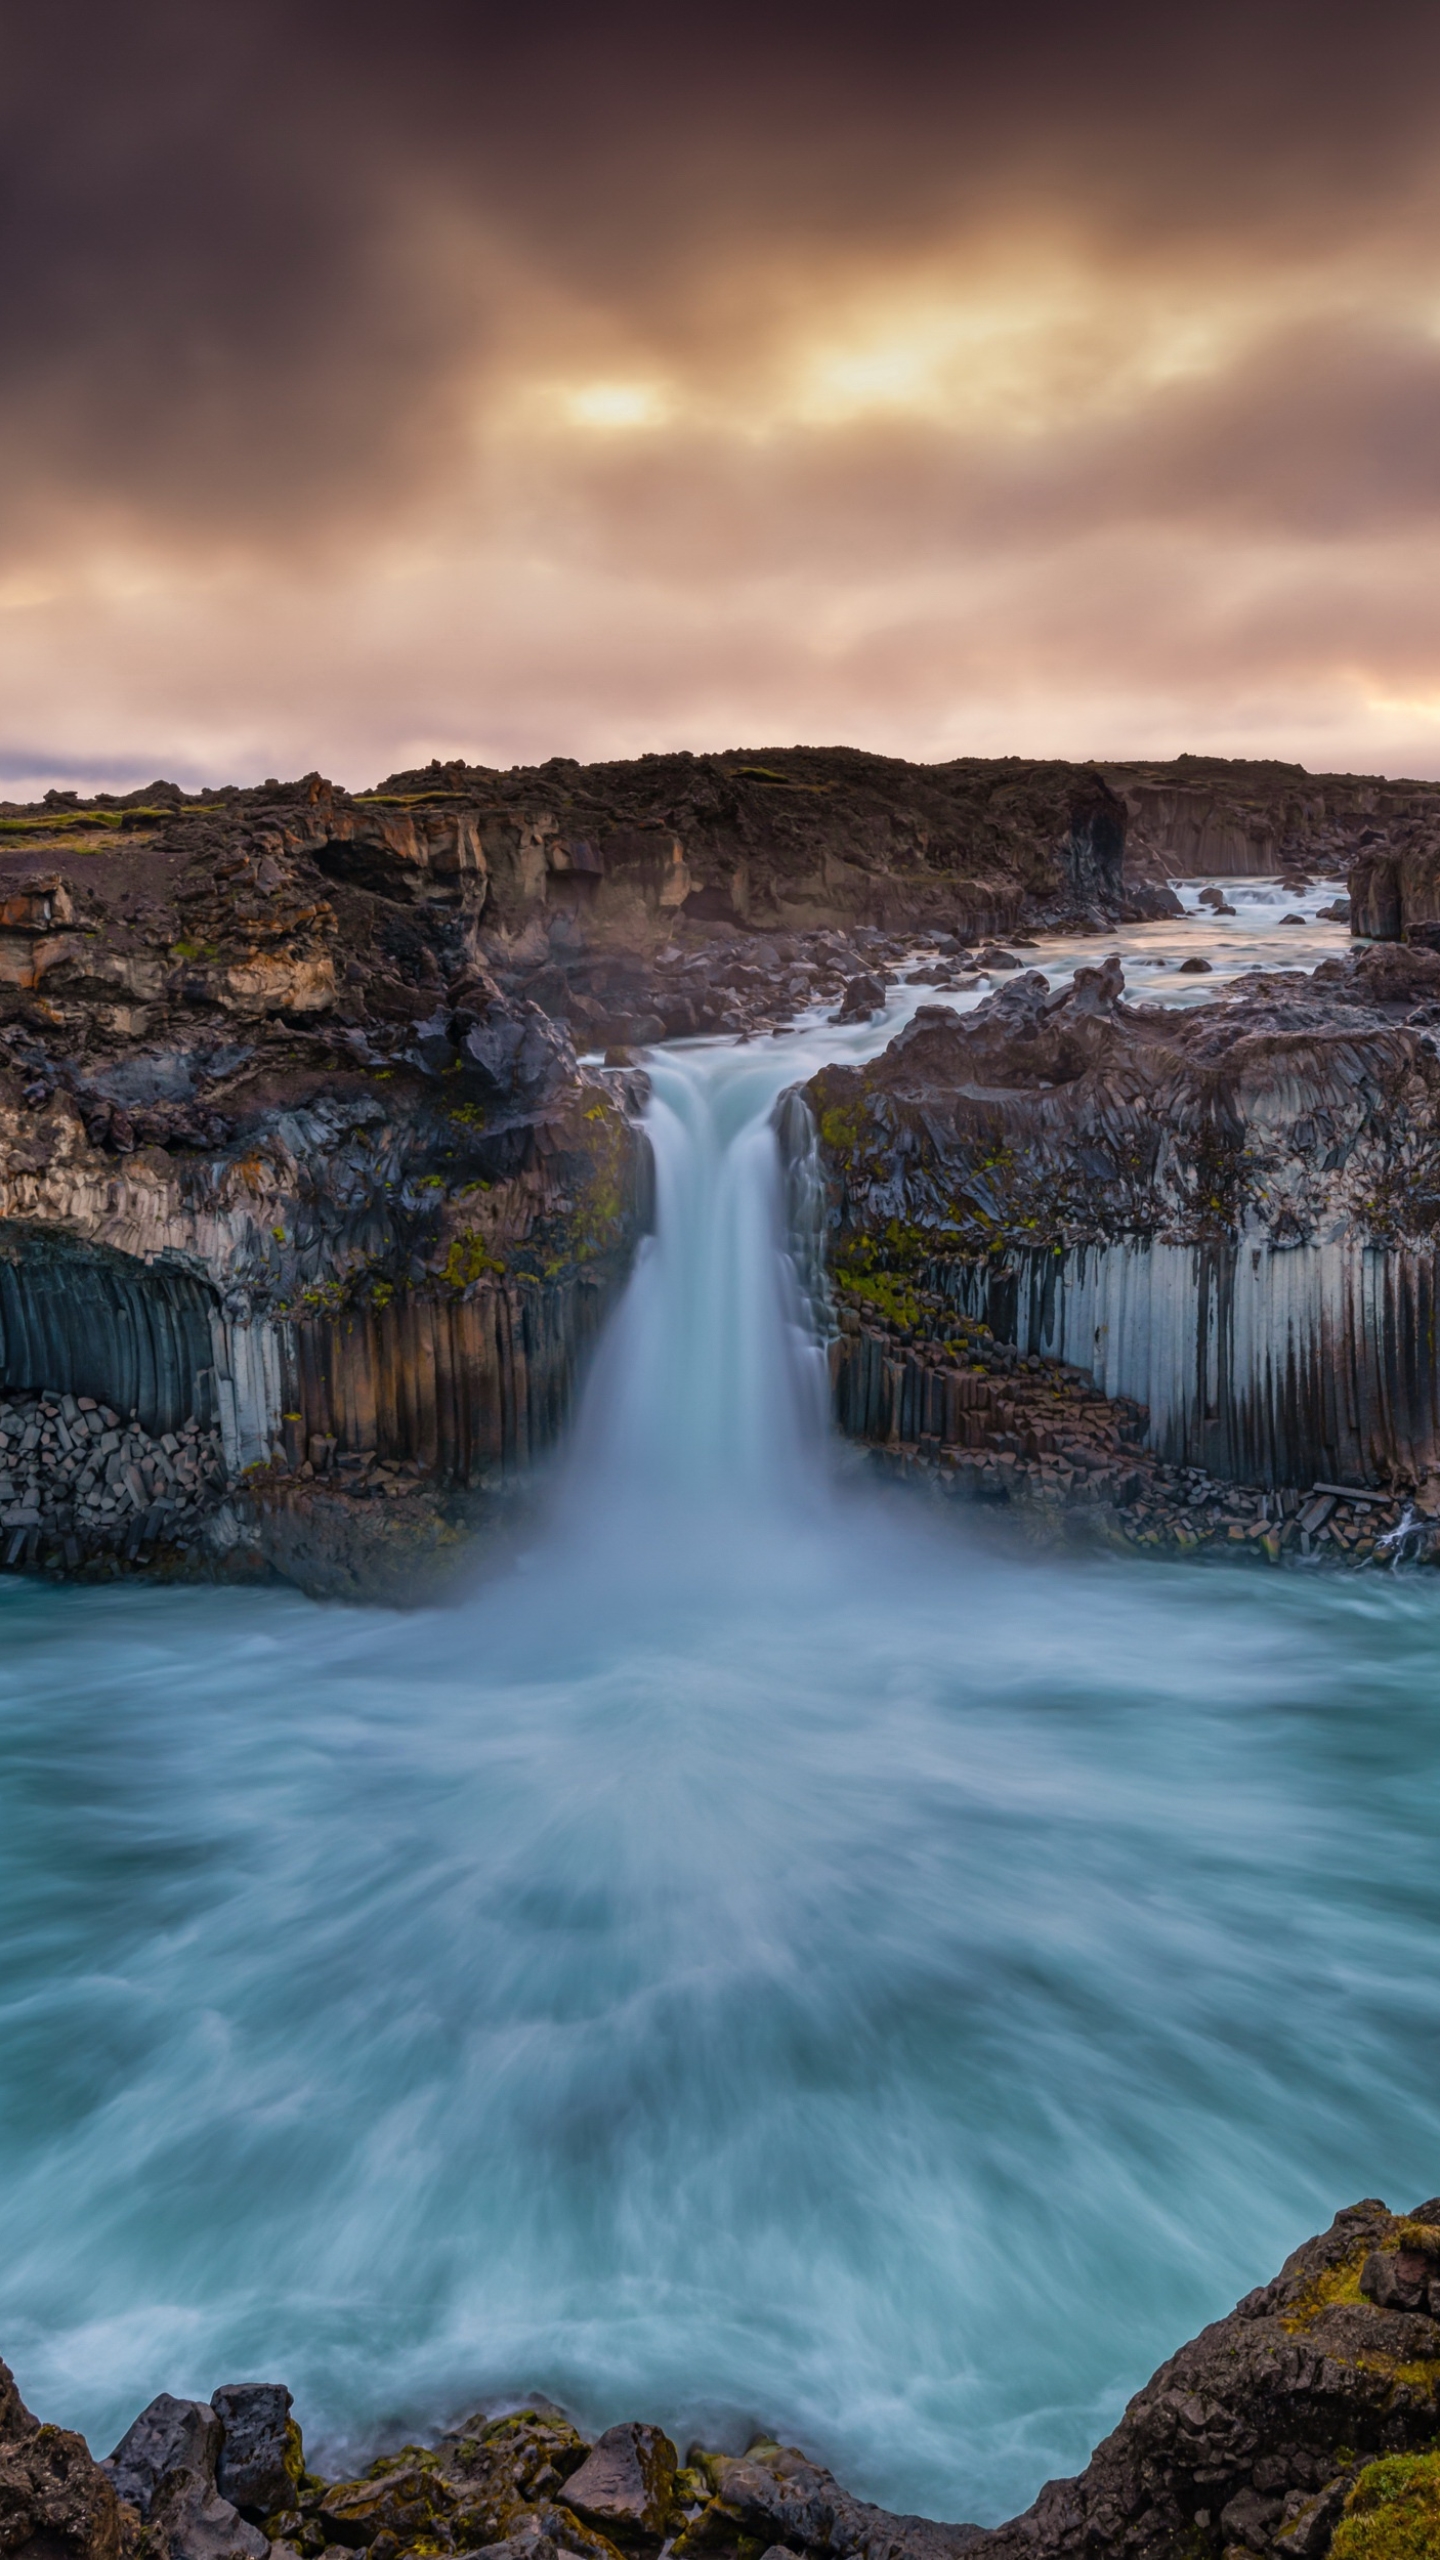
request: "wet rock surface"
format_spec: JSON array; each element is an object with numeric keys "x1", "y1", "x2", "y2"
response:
[{"x1": 8, "y1": 2203, "x2": 1440, "y2": 2560}]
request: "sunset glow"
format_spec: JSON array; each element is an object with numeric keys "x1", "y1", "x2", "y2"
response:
[{"x1": 5, "y1": 2, "x2": 1440, "y2": 790}]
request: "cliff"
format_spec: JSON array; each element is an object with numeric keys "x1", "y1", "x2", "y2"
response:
[
  {"x1": 803, "y1": 942, "x2": 1440, "y2": 1505},
  {"x1": 7, "y1": 2199, "x2": 1439, "y2": 2560},
  {"x1": 1108, "y1": 755, "x2": 1440, "y2": 886},
  {"x1": 0, "y1": 777, "x2": 649, "y2": 1598},
  {"x1": 1, "y1": 738, "x2": 1435, "y2": 1594}
]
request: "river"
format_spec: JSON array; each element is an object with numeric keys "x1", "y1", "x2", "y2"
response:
[{"x1": 2, "y1": 882, "x2": 1438, "y2": 2527}]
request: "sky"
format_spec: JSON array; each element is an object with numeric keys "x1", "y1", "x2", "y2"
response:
[{"x1": 6, "y1": 0, "x2": 1440, "y2": 794}]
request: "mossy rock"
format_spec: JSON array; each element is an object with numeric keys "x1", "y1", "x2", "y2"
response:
[{"x1": 1331, "y1": 2451, "x2": 1440, "y2": 2558}]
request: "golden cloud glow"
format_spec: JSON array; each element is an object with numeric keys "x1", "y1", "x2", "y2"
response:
[
  {"x1": 561, "y1": 380, "x2": 673, "y2": 431},
  {"x1": 9, "y1": 3, "x2": 1440, "y2": 794}
]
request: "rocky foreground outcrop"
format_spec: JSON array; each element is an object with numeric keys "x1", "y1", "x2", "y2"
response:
[
  {"x1": 7, "y1": 2202, "x2": 1440, "y2": 2560},
  {"x1": 803, "y1": 941, "x2": 1440, "y2": 1509}
]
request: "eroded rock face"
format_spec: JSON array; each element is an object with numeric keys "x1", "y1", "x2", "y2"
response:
[
  {"x1": 804, "y1": 944, "x2": 1440, "y2": 1490},
  {"x1": 0, "y1": 2354, "x2": 122, "y2": 2560},
  {"x1": 1112, "y1": 760, "x2": 1440, "y2": 887},
  {"x1": 0, "y1": 775, "x2": 653, "y2": 1594},
  {"x1": 974, "y1": 2200, "x2": 1440, "y2": 2560}
]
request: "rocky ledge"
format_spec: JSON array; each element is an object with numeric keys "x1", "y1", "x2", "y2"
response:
[
  {"x1": 9, "y1": 2201, "x2": 1440, "y2": 2560},
  {"x1": 802, "y1": 941, "x2": 1440, "y2": 1526}
]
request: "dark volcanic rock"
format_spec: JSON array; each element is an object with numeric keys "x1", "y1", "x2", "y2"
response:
[
  {"x1": 831, "y1": 973, "x2": 886, "y2": 1024},
  {"x1": 106, "y1": 2393, "x2": 266, "y2": 2560},
  {"x1": 13, "y1": 2205, "x2": 1440, "y2": 2560},
  {"x1": 973, "y1": 2199, "x2": 1440, "y2": 2560},
  {"x1": 0, "y1": 2355, "x2": 122, "y2": 2560},
  {"x1": 211, "y1": 2385, "x2": 298, "y2": 2516},
  {"x1": 804, "y1": 944, "x2": 1440, "y2": 1490},
  {"x1": 559, "y1": 2426, "x2": 676, "y2": 2542}
]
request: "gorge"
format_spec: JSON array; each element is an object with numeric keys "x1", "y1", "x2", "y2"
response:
[{"x1": 2, "y1": 750, "x2": 1440, "y2": 2560}]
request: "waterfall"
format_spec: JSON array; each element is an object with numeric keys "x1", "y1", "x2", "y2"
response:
[
  {"x1": 8, "y1": 906, "x2": 1440, "y2": 2539},
  {"x1": 559, "y1": 1047, "x2": 831, "y2": 1524}
]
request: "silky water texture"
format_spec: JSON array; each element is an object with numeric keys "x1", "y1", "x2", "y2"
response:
[{"x1": 1, "y1": 893, "x2": 1438, "y2": 2528}]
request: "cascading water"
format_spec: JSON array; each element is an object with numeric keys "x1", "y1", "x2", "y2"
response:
[
  {"x1": 559, "y1": 1048, "x2": 831, "y2": 1520},
  {"x1": 2, "y1": 906, "x2": 1440, "y2": 2531}
]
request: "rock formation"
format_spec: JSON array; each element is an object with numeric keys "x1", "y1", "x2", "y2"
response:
[
  {"x1": 0, "y1": 737, "x2": 1430, "y2": 1592},
  {"x1": 0, "y1": 775, "x2": 650, "y2": 1597},
  {"x1": 7, "y1": 2200, "x2": 1440, "y2": 2560},
  {"x1": 1112, "y1": 756, "x2": 1440, "y2": 887},
  {"x1": 803, "y1": 943, "x2": 1440, "y2": 1511}
]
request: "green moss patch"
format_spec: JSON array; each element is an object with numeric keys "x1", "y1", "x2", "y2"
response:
[
  {"x1": 1332, "y1": 2451, "x2": 1440, "y2": 2559},
  {"x1": 1282, "y1": 2243, "x2": 1370, "y2": 2330}
]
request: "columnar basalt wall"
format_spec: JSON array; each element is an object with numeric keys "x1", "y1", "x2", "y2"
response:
[
  {"x1": 0, "y1": 988, "x2": 647, "y2": 1583},
  {"x1": 277, "y1": 1272, "x2": 622, "y2": 1479},
  {"x1": 0, "y1": 1228, "x2": 222, "y2": 1435},
  {"x1": 803, "y1": 944, "x2": 1440, "y2": 1501},
  {"x1": 927, "y1": 1236, "x2": 1440, "y2": 1489}
]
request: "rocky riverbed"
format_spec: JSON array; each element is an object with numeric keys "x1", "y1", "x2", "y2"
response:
[{"x1": 9, "y1": 2201, "x2": 1440, "y2": 2560}]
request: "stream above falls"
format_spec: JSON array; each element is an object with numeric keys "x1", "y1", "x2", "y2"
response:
[{"x1": 3, "y1": 882, "x2": 1437, "y2": 2532}]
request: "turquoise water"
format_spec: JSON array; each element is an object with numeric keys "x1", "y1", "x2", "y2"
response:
[{"x1": 2, "y1": 908, "x2": 1437, "y2": 2528}]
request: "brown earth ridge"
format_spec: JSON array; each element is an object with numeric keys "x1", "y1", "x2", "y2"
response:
[
  {"x1": 0, "y1": 743, "x2": 1433, "y2": 1591},
  {"x1": 7, "y1": 2200, "x2": 1440, "y2": 2560}
]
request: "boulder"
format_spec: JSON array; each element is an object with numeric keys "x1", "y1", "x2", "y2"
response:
[
  {"x1": 211, "y1": 2383, "x2": 298, "y2": 2515},
  {"x1": 106, "y1": 2394, "x2": 267, "y2": 2560},
  {"x1": 830, "y1": 973, "x2": 885, "y2": 1025},
  {"x1": 559, "y1": 2426, "x2": 677, "y2": 2542}
]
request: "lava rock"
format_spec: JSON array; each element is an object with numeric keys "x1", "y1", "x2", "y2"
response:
[
  {"x1": 1359, "y1": 2215, "x2": 1440, "y2": 2315},
  {"x1": 212, "y1": 2382, "x2": 298, "y2": 2515},
  {"x1": 318, "y1": 2465, "x2": 458, "y2": 2549},
  {"x1": 1177, "y1": 954, "x2": 1213, "y2": 972},
  {"x1": 829, "y1": 973, "x2": 886, "y2": 1024},
  {"x1": 106, "y1": 2394, "x2": 267, "y2": 2560},
  {"x1": 0, "y1": 2355, "x2": 122, "y2": 2560},
  {"x1": 106, "y1": 2397, "x2": 221, "y2": 2520},
  {"x1": 459, "y1": 1002, "x2": 575, "y2": 1111},
  {"x1": 559, "y1": 2425, "x2": 677, "y2": 2542}
]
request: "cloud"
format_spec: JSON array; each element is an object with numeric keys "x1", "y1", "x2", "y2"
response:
[{"x1": 5, "y1": 0, "x2": 1440, "y2": 784}]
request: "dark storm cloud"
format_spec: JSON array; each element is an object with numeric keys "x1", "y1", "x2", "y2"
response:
[
  {"x1": 6, "y1": 0, "x2": 1440, "y2": 782},
  {"x1": 4, "y1": 0, "x2": 1440, "y2": 547}
]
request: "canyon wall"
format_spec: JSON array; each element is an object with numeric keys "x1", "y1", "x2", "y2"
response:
[
  {"x1": 2, "y1": 741, "x2": 1438, "y2": 1586},
  {"x1": 1108, "y1": 758, "x2": 1440, "y2": 883},
  {"x1": 0, "y1": 777, "x2": 651, "y2": 1591}
]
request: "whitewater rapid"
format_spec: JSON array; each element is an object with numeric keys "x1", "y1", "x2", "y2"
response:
[{"x1": 2, "y1": 884, "x2": 1439, "y2": 2528}]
